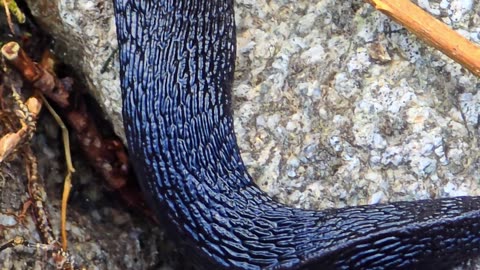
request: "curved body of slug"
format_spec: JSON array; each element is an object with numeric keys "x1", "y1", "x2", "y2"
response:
[{"x1": 112, "y1": 1, "x2": 480, "y2": 269}]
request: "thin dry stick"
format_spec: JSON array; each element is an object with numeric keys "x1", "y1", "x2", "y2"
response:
[
  {"x1": 25, "y1": 147, "x2": 56, "y2": 245},
  {"x1": 40, "y1": 94, "x2": 75, "y2": 251},
  {"x1": 366, "y1": 0, "x2": 480, "y2": 77}
]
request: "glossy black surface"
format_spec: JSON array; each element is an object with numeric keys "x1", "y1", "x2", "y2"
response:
[{"x1": 113, "y1": 1, "x2": 480, "y2": 269}]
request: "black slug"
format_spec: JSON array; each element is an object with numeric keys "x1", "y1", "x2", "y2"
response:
[{"x1": 112, "y1": 0, "x2": 480, "y2": 269}]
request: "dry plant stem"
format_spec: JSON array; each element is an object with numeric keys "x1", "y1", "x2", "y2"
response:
[
  {"x1": 40, "y1": 94, "x2": 75, "y2": 251},
  {"x1": 1, "y1": 42, "x2": 40, "y2": 83},
  {"x1": 2, "y1": 0, "x2": 14, "y2": 34},
  {"x1": 1, "y1": 42, "x2": 69, "y2": 107},
  {"x1": 25, "y1": 147, "x2": 57, "y2": 245},
  {"x1": 0, "y1": 0, "x2": 25, "y2": 24},
  {"x1": 366, "y1": 0, "x2": 480, "y2": 77},
  {"x1": 0, "y1": 236, "x2": 28, "y2": 252},
  {"x1": 0, "y1": 235, "x2": 83, "y2": 270}
]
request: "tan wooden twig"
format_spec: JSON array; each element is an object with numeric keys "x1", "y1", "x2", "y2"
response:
[{"x1": 39, "y1": 94, "x2": 75, "y2": 251}]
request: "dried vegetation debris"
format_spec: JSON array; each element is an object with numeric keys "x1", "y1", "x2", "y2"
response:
[{"x1": 0, "y1": 3, "x2": 178, "y2": 270}]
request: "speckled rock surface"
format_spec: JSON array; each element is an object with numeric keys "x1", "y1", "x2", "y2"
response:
[
  {"x1": 232, "y1": 0, "x2": 480, "y2": 210},
  {"x1": 9, "y1": 0, "x2": 480, "y2": 269}
]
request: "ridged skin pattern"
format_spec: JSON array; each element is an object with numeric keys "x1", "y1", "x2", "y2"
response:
[{"x1": 113, "y1": 1, "x2": 480, "y2": 269}]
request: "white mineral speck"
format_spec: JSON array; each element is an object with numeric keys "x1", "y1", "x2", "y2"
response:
[
  {"x1": 372, "y1": 133, "x2": 387, "y2": 150},
  {"x1": 418, "y1": 0, "x2": 441, "y2": 15},
  {"x1": 443, "y1": 182, "x2": 469, "y2": 197},
  {"x1": 450, "y1": 0, "x2": 473, "y2": 23},
  {"x1": 369, "y1": 191, "x2": 385, "y2": 204},
  {"x1": 0, "y1": 214, "x2": 17, "y2": 227},
  {"x1": 347, "y1": 48, "x2": 371, "y2": 73},
  {"x1": 301, "y1": 44, "x2": 325, "y2": 64}
]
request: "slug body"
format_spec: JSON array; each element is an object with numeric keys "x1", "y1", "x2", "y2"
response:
[{"x1": 113, "y1": 1, "x2": 480, "y2": 269}]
